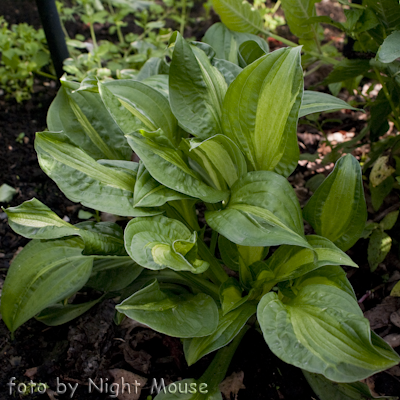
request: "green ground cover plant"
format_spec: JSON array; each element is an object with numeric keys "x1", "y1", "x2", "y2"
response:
[
  {"x1": 1, "y1": 20, "x2": 399, "y2": 397},
  {"x1": 0, "y1": 16, "x2": 54, "y2": 102}
]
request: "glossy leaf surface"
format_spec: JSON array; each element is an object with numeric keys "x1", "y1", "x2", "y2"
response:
[
  {"x1": 47, "y1": 86, "x2": 130, "y2": 160},
  {"x1": 5, "y1": 198, "x2": 126, "y2": 255},
  {"x1": 255, "y1": 235, "x2": 357, "y2": 284},
  {"x1": 211, "y1": 0, "x2": 263, "y2": 34},
  {"x1": 206, "y1": 171, "x2": 310, "y2": 248},
  {"x1": 35, "y1": 131, "x2": 138, "y2": 216},
  {"x1": 183, "y1": 303, "x2": 256, "y2": 365},
  {"x1": 169, "y1": 33, "x2": 227, "y2": 139},
  {"x1": 258, "y1": 284, "x2": 399, "y2": 382},
  {"x1": 126, "y1": 131, "x2": 229, "y2": 203},
  {"x1": 116, "y1": 280, "x2": 219, "y2": 338},
  {"x1": 124, "y1": 215, "x2": 209, "y2": 274},
  {"x1": 99, "y1": 79, "x2": 179, "y2": 147},
  {"x1": 222, "y1": 47, "x2": 303, "y2": 176},
  {"x1": 303, "y1": 154, "x2": 367, "y2": 251},
  {"x1": 1, "y1": 238, "x2": 93, "y2": 332},
  {"x1": 299, "y1": 91, "x2": 358, "y2": 118}
]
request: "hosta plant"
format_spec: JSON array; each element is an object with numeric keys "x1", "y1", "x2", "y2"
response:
[{"x1": 2, "y1": 30, "x2": 399, "y2": 398}]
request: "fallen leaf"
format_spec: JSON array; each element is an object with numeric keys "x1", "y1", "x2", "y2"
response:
[
  {"x1": 109, "y1": 369, "x2": 147, "y2": 400},
  {"x1": 219, "y1": 371, "x2": 245, "y2": 400}
]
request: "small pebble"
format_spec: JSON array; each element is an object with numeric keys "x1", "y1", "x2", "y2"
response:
[
  {"x1": 62, "y1": 215, "x2": 70, "y2": 222},
  {"x1": 383, "y1": 333, "x2": 400, "y2": 348},
  {"x1": 390, "y1": 310, "x2": 400, "y2": 328}
]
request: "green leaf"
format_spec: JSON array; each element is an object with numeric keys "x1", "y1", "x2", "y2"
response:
[
  {"x1": 211, "y1": 0, "x2": 263, "y2": 34},
  {"x1": 4, "y1": 198, "x2": 126, "y2": 255},
  {"x1": 299, "y1": 91, "x2": 359, "y2": 118},
  {"x1": 202, "y1": 23, "x2": 239, "y2": 64},
  {"x1": 182, "y1": 135, "x2": 247, "y2": 190},
  {"x1": 183, "y1": 303, "x2": 256, "y2": 365},
  {"x1": 391, "y1": 280, "x2": 400, "y2": 297},
  {"x1": 323, "y1": 59, "x2": 371, "y2": 85},
  {"x1": 219, "y1": 277, "x2": 244, "y2": 314},
  {"x1": 133, "y1": 161, "x2": 190, "y2": 208},
  {"x1": 206, "y1": 171, "x2": 311, "y2": 249},
  {"x1": 238, "y1": 40, "x2": 268, "y2": 67},
  {"x1": 303, "y1": 154, "x2": 367, "y2": 251},
  {"x1": 377, "y1": 31, "x2": 400, "y2": 63},
  {"x1": 305, "y1": 174, "x2": 325, "y2": 192},
  {"x1": 36, "y1": 297, "x2": 102, "y2": 326},
  {"x1": 47, "y1": 86, "x2": 130, "y2": 161},
  {"x1": 99, "y1": 79, "x2": 179, "y2": 147},
  {"x1": 280, "y1": 0, "x2": 320, "y2": 41},
  {"x1": 126, "y1": 131, "x2": 229, "y2": 203},
  {"x1": 364, "y1": 0, "x2": 400, "y2": 30},
  {"x1": 370, "y1": 176, "x2": 394, "y2": 211},
  {"x1": 35, "y1": 131, "x2": 141, "y2": 217},
  {"x1": 0, "y1": 183, "x2": 17, "y2": 203},
  {"x1": 218, "y1": 235, "x2": 239, "y2": 272},
  {"x1": 1, "y1": 238, "x2": 93, "y2": 332},
  {"x1": 222, "y1": 47, "x2": 303, "y2": 176},
  {"x1": 169, "y1": 32, "x2": 227, "y2": 140},
  {"x1": 116, "y1": 280, "x2": 219, "y2": 338},
  {"x1": 303, "y1": 371, "x2": 398, "y2": 400},
  {"x1": 86, "y1": 256, "x2": 143, "y2": 292},
  {"x1": 368, "y1": 230, "x2": 392, "y2": 272},
  {"x1": 280, "y1": 265, "x2": 356, "y2": 299},
  {"x1": 258, "y1": 284, "x2": 400, "y2": 382},
  {"x1": 124, "y1": 215, "x2": 209, "y2": 274},
  {"x1": 255, "y1": 235, "x2": 357, "y2": 284},
  {"x1": 380, "y1": 210, "x2": 399, "y2": 231},
  {"x1": 202, "y1": 23, "x2": 268, "y2": 66}
]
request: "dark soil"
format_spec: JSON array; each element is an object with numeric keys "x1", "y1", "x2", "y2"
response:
[{"x1": 1, "y1": 1, "x2": 400, "y2": 399}]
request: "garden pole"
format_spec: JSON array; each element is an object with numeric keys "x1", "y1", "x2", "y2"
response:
[{"x1": 35, "y1": 0, "x2": 69, "y2": 79}]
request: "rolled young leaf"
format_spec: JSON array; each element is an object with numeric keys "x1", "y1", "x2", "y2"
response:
[
  {"x1": 124, "y1": 215, "x2": 209, "y2": 274},
  {"x1": 181, "y1": 134, "x2": 247, "y2": 190},
  {"x1": 206, "y1": 171, "x2": 311, "y2": 249},
  {"x1": 116, "y1": 280, "x2": 219, "y2": 338},
  {"x1": 303, "y1": 154, "x2": 367, "y2": 251},
  {"x1": 1, "y1": 238, "x2": 93, "y2": 332},
  {"x1": 126, "y1": 131, "x2": 229, "y2": 203},
  {"x1": 222, "y1": 47, "x2": 303, "y2": 176},
  {"x1": 257, "y1": 283, "x2": 400, "y2": 382},
  {"x1": 47, "y1": 86, "x2": 130, "y2": 161},
  {"x1": 5, "y1": 198, "x2": 126, "y2": 255},
  {"x1": 169, "y1": 32, "x2": 227, "y2": 140}
]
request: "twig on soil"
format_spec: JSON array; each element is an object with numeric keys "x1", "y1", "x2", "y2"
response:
[{"x1": 373, "y1": 203, "x2": 400, "y2": 223}]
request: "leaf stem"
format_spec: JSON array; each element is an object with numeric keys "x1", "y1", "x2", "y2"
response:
[
  {"x1": 180, "y1": 0, "x2": 187, "y2": 35},
  {"x1": 200, "y1": 324, "x2": 249, "y2": 389},
  {"x1": 259, "y1": 28, "x2": 339, "y2": 65},
  {"x1": 373, "y1": 67, "x2": 400, "y2": 131},
  {"x1": 34, "y1": 70, "x2": 58, "y2": 80}
]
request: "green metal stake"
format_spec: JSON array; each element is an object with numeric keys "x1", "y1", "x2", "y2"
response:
[{"x1": 35, "y1": 0, "x2": 69, "y2": 79}]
